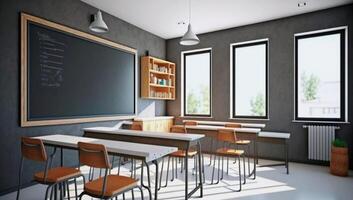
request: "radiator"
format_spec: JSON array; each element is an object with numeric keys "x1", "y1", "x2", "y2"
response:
[{"x1": 305, "y1": 125, "x2": 338, "y2": 161}]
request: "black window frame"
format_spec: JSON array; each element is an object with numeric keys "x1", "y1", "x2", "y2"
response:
[
  {"x1": 183, "y1": 49, "x2": 212, "y2": 117},
  {"x1": 294, "y1": 29, "x2": 346, "y2": 122},
  {"x1": 232, "y1": 40, "x2": 269, "y2": 119}
]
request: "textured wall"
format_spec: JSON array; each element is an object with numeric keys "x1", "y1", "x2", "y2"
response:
[
  {"x1": 167, "y1": 5, "x2": 353, "y2": 167},
  {"x1": 0, "y1": 0, "x2": 166, "y2": 193}
]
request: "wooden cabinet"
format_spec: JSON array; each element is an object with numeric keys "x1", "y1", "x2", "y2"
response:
[
  {"x1": 141, "y1": 56, "x2": 175, "y2": 100},
  {"x1": 133, "y1": 116, "x2": 174, "y2": 132}
]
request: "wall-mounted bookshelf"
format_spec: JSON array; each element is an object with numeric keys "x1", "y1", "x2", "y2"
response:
[{"x1": 141, "y1": 56, "x2": 175, "y2": 100}]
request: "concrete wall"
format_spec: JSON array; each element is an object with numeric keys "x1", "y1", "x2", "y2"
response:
[
  {"x1": 166, "y1": 5, "x2": 353, "y2": 167},
  {"x1": 0, "y1": 0, "x2": 166, "y2": 193}
]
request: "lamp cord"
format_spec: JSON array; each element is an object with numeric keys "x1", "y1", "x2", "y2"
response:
[{"x1": 189, "y1": 0, "x2": 191, "y2": 24}]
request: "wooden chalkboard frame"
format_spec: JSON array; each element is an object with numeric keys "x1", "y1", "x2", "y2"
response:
[{"x1": 21, "y1": 13, "x2": 138, "y2": 127}]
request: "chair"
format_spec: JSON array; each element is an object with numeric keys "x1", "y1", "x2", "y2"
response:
[
  {"x1": 130, "y1": 123, "x2": 143, "y2": 131},
  {"x1": 77, "y1": 142, "x2": 144, "y2": 200},
  {"x1": 225, "y1": 123, "x2": 251, "y2": 178},
  {"x1": 128, "y1": 123, "x2": 143, "y2": 179},
  {"x1": 104, "y1": 123, "x2": 142, "y2": 181},
  {"x1": 211, "y1": 129, "x2": 245, "y2": 192},
  {"x1": 159, "y1": 126, "x2": 200, "y2": 189},
  {"x1": 184, "y1": 121, "x2": 198, "y2": 126},
  {"x1": 17, "y1": 137, "x2": 82, "y2": 200}
]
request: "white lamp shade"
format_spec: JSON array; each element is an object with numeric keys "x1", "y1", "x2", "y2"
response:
[
  {"x1": 180, "y1": 24, "x2": 199, "y2": 46},
  {"x1": 89, "y1": 10, "x2": 108, "y2": 33}
]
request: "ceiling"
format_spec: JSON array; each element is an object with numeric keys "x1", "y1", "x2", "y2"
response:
[{"x1": 81, "y1": 0, "x2": 353, "y2": 39}]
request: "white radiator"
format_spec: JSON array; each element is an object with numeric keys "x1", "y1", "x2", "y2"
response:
[{"x1": 305, "y1": 125, "x2": 338, "y2": 161}]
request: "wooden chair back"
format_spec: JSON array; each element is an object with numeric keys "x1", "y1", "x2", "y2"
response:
[
  {"x1": 130, "y1": 123, "x2": 143, "y2": 131},
  {"x1": 78, "y1": 142, "x2": 111, "y2": 169},
  {"x1": 21, "y1": 137, "x2": 47, "y2": 162},
  {"x1": 170, "y1": 126, "x2": 187, "y2": 134},
  {"x1": 217, "y1": 129, "x2": 237, "y2": 143},
  {"x1": 225, "y1": 123, "x2": 241, "y2": 128},
  {"x1": 184, "y1": 121, "x2": 198, "y2": 126}
]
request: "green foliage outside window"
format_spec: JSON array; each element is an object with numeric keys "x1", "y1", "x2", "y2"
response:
[
  {"x1": 250, "y1": 93, "x2": 265, "y2": 116},
  {"x1": 186, "y1": 85, "x2": 210, "y2": 115},
  {"x1": 301, "y1": 72, "x2": 320, "y2": 101}
]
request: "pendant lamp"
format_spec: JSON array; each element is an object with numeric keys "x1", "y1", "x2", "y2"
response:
[
  {"x1": 180, "y1": 0, "x2": 199, "y2": 45},
  {"x1": 89, "y1": 10, "x2": 109, "y2": 33}
]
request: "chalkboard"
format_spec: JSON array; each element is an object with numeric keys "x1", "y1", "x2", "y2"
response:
[{"x1": 21, "y1": 13, "x2": 137, "y2": 127}]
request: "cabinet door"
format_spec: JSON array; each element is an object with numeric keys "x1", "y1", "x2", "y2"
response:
[
  {"x1": 156, "y1": 120, "x2": 163, "y2": 132},
  {"x1": 143, "y1": 120, "x2": 155, "y2": 131},
  {"x1": 159, "y1": 119, "x2": 173, "y2": 132},
  {"x1": 138, "y1": 118, "x2": 174, "y2": 132}
]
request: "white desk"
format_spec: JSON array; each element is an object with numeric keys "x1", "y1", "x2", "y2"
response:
[
  {"x1": 257, "y1": 131, "x2": 290, "y2": 174},
  {"x1": 34, "y1": 134, "x2": 178, "y2": 200},
  {"x1": 84, "y1": 127, "x2": 204, "y2": 141},
  {"x1": 183, "y1": 120, "x2": 266, "y2": 128},
  {"x1": 259, "y1": 131, "x2": 290, "y2": 139},
  {"x1": 184, "y1": 125, "x2": 261, "y2": 134},
  {"x1": 83, "y1": 128, "x2": 205, "y2": 200},
  {"x1": 34, "y1": 134, "x2": 177, "y2": 162}
]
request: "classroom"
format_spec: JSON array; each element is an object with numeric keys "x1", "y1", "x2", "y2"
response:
[{"x1": 0, "y1": 0, "x2": 352, "y2": 200}]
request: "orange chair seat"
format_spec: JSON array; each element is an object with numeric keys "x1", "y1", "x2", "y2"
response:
[
  {"x1": 84, "y1": 175, "x2": 138, "y2": 197},
  {"x1": 236, "y1": 140, "x2": 251, "y2": 145},
  {"x1": 216, "y1": 148, "x2": 244, "y2": 156},
  {"x1": 170, "y1": 150, "x2": 197, "y2": 157},
  {"x1": 34, "y1": 167, "x2": 81, "y2": 184}
]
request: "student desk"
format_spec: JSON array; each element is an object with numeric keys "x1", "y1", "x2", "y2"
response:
[
  {"x1": 33, "y1": 134, "x2": 177, "y2": 200},
  {"x1": 257, "y1": 131, "x2": 290, "y2": 174},
  {"x1": 182, "y1": 125, "x2": 291, "y2": 175},
  {"x1": 83, "y1": 128, "x2": 205, "y2": 200},
  {"x1": 182, "y1": 125, "x2": 261, "y2": 179},
  {"x1": 183, "y1": 120, "x2": 266, "y2": 128}
]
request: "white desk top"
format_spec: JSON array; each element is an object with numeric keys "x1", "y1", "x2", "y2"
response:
[
  {"x1": 183, "y1": 120, "x2": 266, "y2": 128},
  {"x1": 258, "y1": 131, "x2": 290, "y2": 139},
  {"x1": 184, "y1": 125, "x2": 261, "y2": 134},
  {"x1": 83, "y1": 128, "x2": 205, "y2": 141},
  {"x1": 34, "y1": 134, "x2": 177, "y2": 162}
]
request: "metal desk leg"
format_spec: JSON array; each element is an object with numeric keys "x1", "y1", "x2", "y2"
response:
[
  {"x1": 60, "y1": 148, "x2": 64, "y2": 167},
  {"x1": 184, "y1": 144, "x2": 189, "y2": 200},
  {"x1": 247, "y1": 139, "x2": 257, "y2": 179},
  {"x1": 152, "y1": 160, "x2": 159, "y2": 200},
  {"x1": 209, "y1": 138, "x2": 213, "y2": 166},
  {"x1": 254, "y1": 138, "x2": 257, "y2": 179},
  {"x1": 141, "y1": 161, "x2": 152, "y2": 200},
  {"x1": 158, "y1": 158, "x2": 164, "y2": 190},
  {"x1": 197, "y1": 141, "x2": 203, "y2": 197},
  {"x1": 286, "y1": 140, "x2": 289, "y2": 174},
  {"x1": 60, "y1": 148, "x2": 67, "y2": 196}
]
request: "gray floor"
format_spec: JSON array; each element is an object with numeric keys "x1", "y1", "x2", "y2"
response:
[{"x1": 2, "y1": 157, "x2": 352, "y2": 200}]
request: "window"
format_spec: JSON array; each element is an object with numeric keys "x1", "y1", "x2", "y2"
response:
[
  {"x1": 232, "y1": 40, "x2": 268, "y2": 119},
  {"x1": 295, "y1": 28, "x2": 346, "y2": 121},
  {"x1": 183, "y1": 49, "x2": 212, "y2": 116}
]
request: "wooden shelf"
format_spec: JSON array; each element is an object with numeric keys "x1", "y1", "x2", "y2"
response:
[
  {"x1": 141, "y1": 56, "x2": 176, "y2": 100},
  {"x1": 142, "y1": 97, "x2": 175, "y2": 100},
  {"x1": 149, "y1": 70, "x2": 174, "y2": 76},
  {"x1": 150, "y1": 83, "x2": 174, "y2": 88}
]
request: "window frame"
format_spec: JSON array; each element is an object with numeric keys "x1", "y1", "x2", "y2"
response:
[
  {"x1": 294, "y1": 27, "x2": 347, "y2": 122},
  {"x1": 182, "y1": 49, "x2": 212, "y2": 117},
  {"x1": 231, "y1": 39, "x2": 269, "y2": 119}
]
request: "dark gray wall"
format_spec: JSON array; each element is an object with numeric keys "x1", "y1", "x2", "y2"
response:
[
  {"x1": 167, "y1": 5, "x2": 353, "y2": 167},
  {"x1": 0, "y1": 0, "x2": 166, "y2": 193}
]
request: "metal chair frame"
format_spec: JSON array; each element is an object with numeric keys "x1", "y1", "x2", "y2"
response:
[
  {"x1": 77, "y1": 144, "x2": 145, "y2": 200},
  {"x1": 17, "y1": 140, "x2": 83, "y2": 200},
  {"x1": 209, "y1": 131, "x2": 246, "y2": 192}
]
